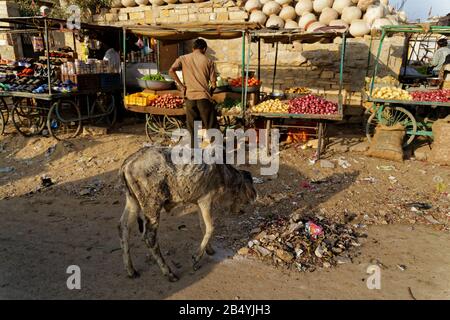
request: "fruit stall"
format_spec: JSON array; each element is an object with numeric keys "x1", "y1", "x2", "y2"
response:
[
  {"x1": 248, "y1": 28, "x2": 348, "y2": 158},
  {"x1": 121, "y1": 23, "x2": 261, "y2": 144},
  {"x1": 365, "y1": 25, "x2": 450, "y2": 147},
  {"x1": 0, "y1": 17, "x2": 122, "y2": 140}
]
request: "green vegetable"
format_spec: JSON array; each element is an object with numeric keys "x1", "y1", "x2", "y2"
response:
[
  {"x1": 217, "y1": 98, "x2": 241, "y2": 109},
  {"x1": 139, "y1": 73, "x2": 166, "y2": 81}
]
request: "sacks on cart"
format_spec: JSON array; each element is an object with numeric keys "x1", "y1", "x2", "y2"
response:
[
  {"x1": 429, "y1": 115, "x2": 450, "y2": 166},
  {"x1": 367, "y1": 124, "x2": 405, "y2": 162}
]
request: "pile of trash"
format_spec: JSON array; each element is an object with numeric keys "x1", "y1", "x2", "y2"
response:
[{"x1": 238, "y1": 213, "x2": 366, "y2": 272}]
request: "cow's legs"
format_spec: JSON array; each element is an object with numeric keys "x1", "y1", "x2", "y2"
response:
[
  {"x1": 118, "y1": 192, "x2": 140, "y2": 278},
  {"x1": 142, "y1": 208, "x2": 178, "y2": 282},
  {"x1": 192, "y1": 196, "x2": 214, "y2": 270},
  {"x1": 197, "y1": 209, "x2": 215, "y2": 256}
]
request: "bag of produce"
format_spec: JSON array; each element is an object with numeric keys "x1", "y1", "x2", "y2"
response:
[
  {"x1": 429, "y1": 116, "x2": 450, "y2": 166},
  {"x1": 366, "y1": 123, "x2": 405, "y2": 162}
]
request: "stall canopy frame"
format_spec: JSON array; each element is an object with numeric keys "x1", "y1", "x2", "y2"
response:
[
  {"x1": 251, "y1": 27, "x2": 350, "y2": 119},
  {"x1": 369, "y1": 24, "x2": 450, "y2": 97},
  {"x1": 0, "y1": 16, "x2": 122, "y2": 96},
  {"x1": 122, "y1": 22, "x2": 263, "y2": 116}
]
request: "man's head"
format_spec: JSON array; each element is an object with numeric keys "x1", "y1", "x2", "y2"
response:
[
  {"x1": 438, "y1": 38, "x2": 448, "y2": 48},
  {"x1": 193, "y1": 38, "x2": 207, "y2": 54}
]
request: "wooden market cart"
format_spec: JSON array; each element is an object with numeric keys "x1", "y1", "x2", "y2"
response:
[
  {"x1": 0, "y1": 17, "x2": 122, "y2": 140},
  {"x1": 248, "y1": 28, "x2": 349, "y2": 159},
  {"x1": 366, "y1": 24, "x2": 450, "y2": 147},
  {"x1": 121, "y1": 23, "x2": 262, "y2": 144}
]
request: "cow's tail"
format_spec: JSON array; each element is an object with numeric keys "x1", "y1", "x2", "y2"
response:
[{"x1": 119, "y1": 163, "x2": 145, "y2": 234}]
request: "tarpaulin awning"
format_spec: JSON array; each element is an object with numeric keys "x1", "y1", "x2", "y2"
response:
[
  {"x1": 251, "y1": 26, "x2": 348, "y2": 44},
  {"x1": 124, "y1": 22, "x2": 262, "y2": 41}
]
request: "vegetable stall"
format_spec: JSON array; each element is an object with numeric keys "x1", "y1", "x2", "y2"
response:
[
  {"x1": 366, "y1": 25, "x2": 450, "y2": 146},
  {"x1": 248, "y1": 28, "x2": 348, "y2": 159},
  {"x1": 121, "y1": 23, "x2": 262, "y2": 144},
  {"x1": 0, "y1": 17, "x2": 122, "y2": 140}
]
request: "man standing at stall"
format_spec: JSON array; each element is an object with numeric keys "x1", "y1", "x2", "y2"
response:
[
  {"x1": 169, "y1": 38, "x2": 218, "y2": 148},
  {"x1": 430, "y1": 38, "x2": 450, "y2": 76}
]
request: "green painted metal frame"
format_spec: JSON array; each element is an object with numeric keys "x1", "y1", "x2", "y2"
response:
[
  {"x1": 367, "y1": 24, "x2": 450, "y2": 140},
  {"x1": 369, "y1": 24, "x2": 450, "y2": 99}
]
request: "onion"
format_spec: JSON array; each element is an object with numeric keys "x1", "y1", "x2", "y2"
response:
[
  {"x1": 298, "y1": 12, "x2": 317, "y2": 29},
  {"x1": 319, "y1": 7, "x2": 339, "y2": 25},
  {"x1": 279, "y1": 5, "x2": 297, "y2": 21},
  {"x1": 245, "y1": 0, "x2": 263, "y2": 12},
  {"x1": 341, "y1": 6, "x2": 362, "y2": 24},
  {"x1": 262, "y1": 1, "x2": 282, "y2": 15},
  {"x1": 313, "y1": 0, "x2": 334, "y2": 13},
  {"x1": 249, "y1": 10, "x2": 268, "y2": 24},
  {"x1": 260, "y1": 0, "x2": 271, "y2": 4},
  {"x1": 349, "y1": 19, "x2": 370, "y2": 37},
  {"x1": 266, "y1": 15, "x2": 285, "y2": 28},
  {"x1": 295, "y1": 0, "x2": 313, "y2": 16}
]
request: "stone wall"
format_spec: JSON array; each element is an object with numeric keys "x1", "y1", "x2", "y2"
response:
[
  {"x1": 94, "y1": 1, "x2": 246, "y2": 25},
  {"x1": 97, "y1": 1, "x2": 405, "y2": 118},
  {"x1": 0, "y1": 1, "x2": 23, "y2": 60}
]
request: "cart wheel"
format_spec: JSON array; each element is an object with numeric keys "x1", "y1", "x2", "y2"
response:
[
  {"x1": 47, "y1": 100, "x2": 82, "y2": 140},
  {"x1": 95, "y1": 93, "x2": 117, "y2": 128},
  {"x1": 11, "y1": 100, "x2": 46, "y2": 137},
  {"x1": 1, "y1": 98, "x2": 9, "y2": 126},
  {"x1": 0, "y1": 108, "x2": 4, "y2": 136},
  {"x1": 366, "y1": 105, "x2": 417, "y2": 147},
  {"x1": 145, "y1": 114, "x2": 183, "y2": 146}
]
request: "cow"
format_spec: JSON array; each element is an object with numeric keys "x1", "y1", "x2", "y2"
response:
[{"x1": 118, "y1": 146, "x2": 257, "y2": 282}]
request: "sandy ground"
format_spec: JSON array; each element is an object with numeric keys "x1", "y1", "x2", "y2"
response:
[{"x1": 0, "y1": 120, "x2": 449, "y2": 300}]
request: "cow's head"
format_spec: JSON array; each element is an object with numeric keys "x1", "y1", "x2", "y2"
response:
[{"x1": 230, "y1": 170, "x2": 257, "y2": 214}]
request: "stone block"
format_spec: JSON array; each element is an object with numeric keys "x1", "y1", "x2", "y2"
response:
[
  {"x1": 214, "y1": 8, "x2": 228, "y2": 13},
  {"x1": 129, "y1": 12, "x2": 145, "y2": 21},
  {"x1": 228, "y1": 11, "x2": 248, "y2": 21},
  {"x1": 216, "y1": 12, "x2": 229, "y2": 21},
  {"x1": 118, "y1": 13, "x2": 129, "y2": 21},
  {"x1": 321, "y1": 70, "x2": 335, "y2": 79},
  {"x1": 105, "y1": 13, "x2": 119, "y2": 22}
]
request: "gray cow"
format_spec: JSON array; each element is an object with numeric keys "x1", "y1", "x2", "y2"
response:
[{"x1": 119, "y1": 146, "x2": 257, "y2": 281}]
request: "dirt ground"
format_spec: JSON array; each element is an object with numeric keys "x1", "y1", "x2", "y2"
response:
[{"x1": 0, "y1": 120, "x2": 449, "y2": 300}]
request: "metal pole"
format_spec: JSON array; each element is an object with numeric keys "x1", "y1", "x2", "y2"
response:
[
  {"x1": 370, "y1": 29, "x2": 386, "y2": 98},
  {"x1": 271, "y1": 42, "x2": 278, "y2": 94},
  {"x1": 257, "y1": 37, "x2": 261, "y2": 81},
  {"x1": 44, "y1": 18, "x2": 51, "y2": 95},
  {"x1": 365, "y1": 35, "x2": 373, "y2": 77},
  {"x1": 338, "y1": 31, "x2": 347, "y2": 115},
  {"x1": 243, "y1": 32, "x2": 251, "y2": 120},
  {"x1": 122, "y1": 27, "x2": 127, "y2": 100},
  {"x1": 241, "y1": 31, "x2": 245, "y2": 111}
]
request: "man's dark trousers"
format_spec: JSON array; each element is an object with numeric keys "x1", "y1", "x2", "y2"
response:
[{"x1": 185, "y1": 99, "x2": 218, "y2": 147}]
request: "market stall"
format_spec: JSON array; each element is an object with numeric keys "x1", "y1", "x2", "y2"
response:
[
  {"x1": 0, "y1": 17, "x2": 122, "y2": 140},
  {"x1": 122, "y1": 22, "x2": 261, "y2": 144},
  {"x1": 366, "y1": 25, "x2": 450, "y2": 146},
  {"x1": 248, "y1": 27, "x2": 348, "y2": 159}
]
